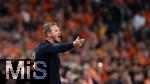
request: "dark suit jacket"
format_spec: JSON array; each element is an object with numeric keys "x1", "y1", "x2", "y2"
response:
[{"x1": 35, "y1": 40, "x2": 74, "y2": 84}]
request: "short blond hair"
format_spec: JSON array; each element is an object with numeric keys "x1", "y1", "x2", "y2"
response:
[{"x1": 43, "y1": 22, "x2": 57, "y2": 36}]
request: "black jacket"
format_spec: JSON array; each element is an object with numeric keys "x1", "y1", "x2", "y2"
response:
[{"x1": 35, "y1": 40, "x2": 74, "y2": 84}]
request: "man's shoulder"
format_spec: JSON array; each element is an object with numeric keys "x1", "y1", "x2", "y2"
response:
[{"x1": 37, "y1": 41, "x2": 52, "y2": 49}]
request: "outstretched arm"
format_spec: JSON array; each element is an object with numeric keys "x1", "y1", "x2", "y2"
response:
[
  {"x1": 42, "y1": 36, "x2": 85, "y2": 53},
  {"x1": 42, "y1": 42, "x2": 74, "y2": 53}
]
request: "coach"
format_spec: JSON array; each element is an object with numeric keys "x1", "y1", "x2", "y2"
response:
[{"x1": 35, "y1": 22, "x2": 85, "y2": 84}]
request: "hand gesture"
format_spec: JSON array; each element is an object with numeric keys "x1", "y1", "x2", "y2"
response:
[{"x1": 73, "y1": 36, "x2": 85, "y2": 47}]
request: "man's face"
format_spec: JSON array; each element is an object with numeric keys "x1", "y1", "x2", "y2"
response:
[{"x1": 47, "y1": 25, "x2": 61, "y2": 43}]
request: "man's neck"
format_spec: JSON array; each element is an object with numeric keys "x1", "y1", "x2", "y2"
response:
[{"x1": 45, "y1": 37, "x2": 54, "y2": 44}]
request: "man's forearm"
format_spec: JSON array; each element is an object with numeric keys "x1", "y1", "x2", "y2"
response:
[{"x1": 43, "y1": 42, "x2": 74, "y2": 53}]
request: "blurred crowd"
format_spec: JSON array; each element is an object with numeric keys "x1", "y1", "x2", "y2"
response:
[{"x1": 0, "y1": 0, "x2": 150, "y2": 84}]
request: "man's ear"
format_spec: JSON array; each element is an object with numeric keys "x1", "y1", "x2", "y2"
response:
[{"x1": 47, "y1": 32, "x2": 51, "y2": 37}]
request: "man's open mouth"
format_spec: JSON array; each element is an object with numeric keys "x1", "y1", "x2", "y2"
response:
[
  {"x1": 58, "y1": 35, "x2": 61, "y2": 39},
  {"x1": 57, "y1": 36, "x2": 61, "y2": 39}
]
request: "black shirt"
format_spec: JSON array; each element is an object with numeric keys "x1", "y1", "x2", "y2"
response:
[{"x1": 35, "y1": 40, "x2": 74, "y2": 84}]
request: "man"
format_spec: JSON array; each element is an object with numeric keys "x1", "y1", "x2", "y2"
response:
[{"x1": 35, "y1": 22, "x2": 85, "y2": 84}]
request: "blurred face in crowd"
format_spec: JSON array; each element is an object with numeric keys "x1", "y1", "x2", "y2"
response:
[{"x1": 47, "y1": 25, "x2": 61, "y2": 43}]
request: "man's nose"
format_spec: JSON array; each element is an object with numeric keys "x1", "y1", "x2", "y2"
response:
[{"x1": 58, "y1": 31, "x2": 61, "y2": 34}]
